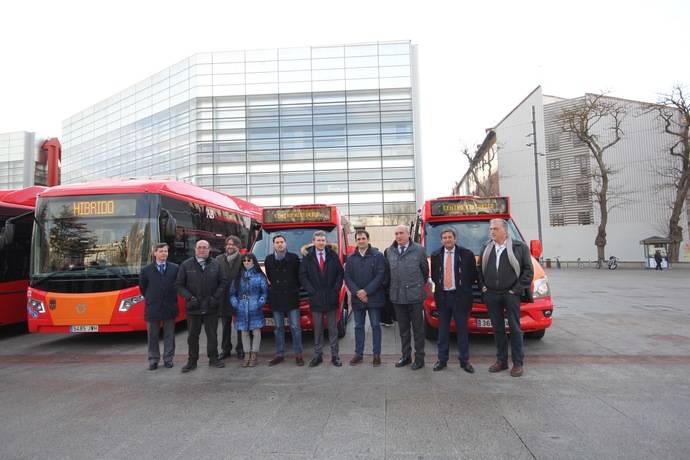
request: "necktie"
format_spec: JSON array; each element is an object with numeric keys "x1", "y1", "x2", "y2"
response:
[
  {"x1": 399, "y1": 245, "x2": 406, "y2": 255},
  {"x1": 444, "y1": 251, "x2": 453, "y2": 290},
  {"x1": 319, "y1": 252, "x2": 325, "y2": 273},
  {"x1": 158, "y1": 264, "x2": 165, "y2": 275}
]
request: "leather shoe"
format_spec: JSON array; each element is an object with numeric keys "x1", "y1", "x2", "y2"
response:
[
  {"x1": 489, "y1": 361, "x2": 509, "y2": 373},
  {"x1": 395, "y1": 356, "x2": 411, "y2": 368},
  {"x1": 164, "y1": 362, "x2": 173, "y2": 369},
  {"x1": 295, "y1": 355, "x2": 304, "y2": 366},
  {"x1": 218, "y1": 351, "x2": 229, "y2": 360},
  {"x1": 181, "y1": 361, "x2": 197, "y2": 373},
  {"x1": 331, "y1": 356, "x2": 342, "y2": 367},
  {"x1": 432, "y1": 361, "x2": 446, "y2": 371},
  {"x1": 148, "y1": 362, "x2": 158, "y2": 371},
  {"x1": 460, "y1": 361, "x2": 475, "y2": 374},
  {"x1": 209, "y1": 359, "x2": 225, "y2": 368},
  {"x1": 269, "y1": 355, "x2": 284, "y2": 366},
  {"x1": 411, "y1": 359, "x2": 424, "y2": 370},
  {"x1": 309, "y1": 355, "x2": 323, "y2": 367},
  {"x1": 372, "y1": 354, "x2": 381, "y2": 367},
  {"x1": 510, "y1": 366, "x2": 524, "y2": 377},
  {"x1": 349, "y1": 355, "x2": 363, "y2": 365}
]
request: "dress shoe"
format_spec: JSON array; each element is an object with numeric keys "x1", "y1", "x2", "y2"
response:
[
  {"x1": 236, "y1": 349, "x2": 245, "y2": 360},
  {"x1": 331, "y1": 356, "x2": 342, "y2": 367},
  {"x1": 395, "y1": 356, "x2": 411, "y2": 368},
  {"x1": 372, "y1": 354, "x2": 381, "y2": 367},
  {"x1": 510, "y1": 366, "x2": 524, "y2": 377},
  {"x1": 295, "y1": 354, "x2": 305, "y2": 366},
  {"x1": 148, "y1": 362, "x2": 158, "y2": 371},
  {"x1": 411, "y1": 359, "x2": 425, "y2": 370},
  {"x1": 488, "y1": 361, "x2": 509, "y2": 373},
  {"x1": 218, "y1": 351, "x2": 228, "y2": 360},
  {"x1": 269, "y1": 355, "x2": 284, "y2": 366},
  {"x1": 209, "y1": 359, "x2": 225, "y2": 368},
  {"x1": 164, "y1": 362, "x2": 173, "y2": 369},
  {"x1": 460, "y1": 361, "x2": 475, "y2": 374},
  {"x1": 349, "y1": 355, "x2": 363, "y2": 366},
  {"x1": 181, "y1": 361, "x2": 197, "y2": 373},
  {"x1": 309, "y1": 355, "x2": 323, "y2": 367},
  {"x1": 432, "y1": 361, "x2": 447, "y2": 372}
]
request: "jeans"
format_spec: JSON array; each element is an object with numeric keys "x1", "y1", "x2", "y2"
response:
[
  {"x1": 272, "y1": 309, "x2": 303, "y2": 355},
  {"x1": 485, "y1": 291, "x2": 523, "y2": 366},
  {"x1": 353, "y1": 308, "x2": 382, "y2": 356},
  {"x1": 436, "y1": 290, "x2": 472, "y2": 363},
  {"x1": 147, "y1": 319, "x2": 175, "y2": 364},
  {"x1": 241, "y1": 329, "x2": 262, "y2": 353}
]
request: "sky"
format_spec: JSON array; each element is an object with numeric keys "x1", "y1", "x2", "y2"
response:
[{"x1": 1, "y1": 0, "x2": 688, "y2": 200}]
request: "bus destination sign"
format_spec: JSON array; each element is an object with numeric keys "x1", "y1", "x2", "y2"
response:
[
  {"x1": 430, "y1": 197, "x2": 508, "y2": 217},
  {"x1": 46, "y1": 198, "x2": 138, "y2": 218},
  {"x1": 264, "y1": 207, "x2": 332, "y2": 225}
]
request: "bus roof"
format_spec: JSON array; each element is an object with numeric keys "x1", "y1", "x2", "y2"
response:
[
  {"x1": 262, "y1": 204, "x2": 339, "y2": 229},
  {"x1": 0, "y1": 186, "x2": 48, "y2": 210},
  {"x1": 38, "y1": 179, "x2": 262, "y2": 220},
  {"x1": 423, "y1": 196, "x2": 511, "y2": 221}
]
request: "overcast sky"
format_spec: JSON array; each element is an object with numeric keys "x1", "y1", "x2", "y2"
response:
[{"x1": 2, "y1": 0, "x2": 688, "y2": 199}]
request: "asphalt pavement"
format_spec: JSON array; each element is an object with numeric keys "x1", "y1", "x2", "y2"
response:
[{"x1": 1, "y1": 267, "x2": 689, "y2": 459}]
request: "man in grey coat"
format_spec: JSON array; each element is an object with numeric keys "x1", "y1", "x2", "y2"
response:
[{"x1": 386, "y1": 225, "x2": 429, "y2": 370}]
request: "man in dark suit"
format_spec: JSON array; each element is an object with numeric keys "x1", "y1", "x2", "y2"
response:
[
  {"x1": 139, "y1": 243, "x2": 180, "y2": 370},
  {"x1": 431, "y1": 228, "x2": 478, "y2": 373},
  {"x1": 299, "y1": 230, "x2": 344, "y2": 367}
]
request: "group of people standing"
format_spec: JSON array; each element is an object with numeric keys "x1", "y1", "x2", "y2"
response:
[{"x1": 139, "y1": 218, "x2": 533, "y2": 378}]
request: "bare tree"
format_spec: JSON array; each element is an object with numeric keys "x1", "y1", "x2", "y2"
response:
[
  {"x1": 458, "y1": 132, "x2": 498, "y2": 197},
  {"x1": 559, "y1": 93, "x2": 626, "y2": 262},
  {"x1": 646, "y1": 86, "x2": 690, "y2": 262}
]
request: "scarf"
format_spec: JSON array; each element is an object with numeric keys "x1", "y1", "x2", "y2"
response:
[{"x1": 481, "y1": 237, "x2": 520, "y2": 278}]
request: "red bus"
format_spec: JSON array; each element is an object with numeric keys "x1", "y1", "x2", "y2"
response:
[
  {"x1": 251, "y1": 205, "x2": 351, "y2": 338},
  {"x1": 0, "y1": 186, "x2": 47, "y2": 326},
  {"x1": 27, "y1": 179, "x2": 262, "y2": 333},
  {"x1": 415, "y1": 196, "x2": 553, "y2": 340}
]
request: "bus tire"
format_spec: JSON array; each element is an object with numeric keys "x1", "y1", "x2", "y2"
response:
[
  {"x1": 526, "y1": 329, "x2": 545, "y2": 340},
  {"x1": 424, "y1": 314, "x2": 438, "y2": 341},
  {"x1": 337, "y1": 302, "x2": 349, "y2": 338}
]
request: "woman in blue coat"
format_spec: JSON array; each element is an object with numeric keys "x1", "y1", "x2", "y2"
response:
[{"x1": 230, "y1": 253, "x2": 268, "y2": 367}]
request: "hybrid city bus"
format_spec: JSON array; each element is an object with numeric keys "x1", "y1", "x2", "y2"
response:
[
  {"x1": 415, "y1": 196, "x2": 554, "y2": 340},
  {"x1": 27, "y1": 179, "x2": 262, "y2": 333}
]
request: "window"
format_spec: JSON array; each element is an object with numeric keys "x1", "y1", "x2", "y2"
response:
[
  {"x1": 576, "y1": 183, "x2": 590, "y2": 202},
  {"x1": 547, "y1": 133, "x2": 560, "y2": 151},
  {"x1": 578, "y1": 212, "x2": 592, "y2": 225},
  {"x1": 550, "y1": 186, "x2": 563, "y2": 206},
  {"x1": 550, "y1": 213, "x2": 565, "y2": 227},
  {"x1": 575, "y1": 155, "x2": 589, "y2": 176},
  {"x1": 549, "y1": 159, "x2": 561, "y2": 178}
]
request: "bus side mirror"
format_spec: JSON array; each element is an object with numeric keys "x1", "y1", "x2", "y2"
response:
[
  {"x1": 530, "y1": 240, "x2": 543, "y2": 258},
  {"x1": 161, "y1": 209, "x2": 177, "y2": 238}
]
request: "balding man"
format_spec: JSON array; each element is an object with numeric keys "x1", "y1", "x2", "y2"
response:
[
  {"x1": 176, "y1": 240, "x2": 228, "y2": 373},
  {"x1": 385, "y1": 225, "x2": 429, "y2": 370},
  {"x1": 478, "y1": 219, "x2": 533, "y2": 377}
]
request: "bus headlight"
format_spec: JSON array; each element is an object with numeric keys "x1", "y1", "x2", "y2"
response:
[
  {"x1": 27, "y1": 298, "x2": 45, "y2": 316},
  {"x1": 533, "y1": 277, "x2": 551, "y2": 299},
  {"x1": 119, "y1": 295, "x2": 144, "y2": 312}
]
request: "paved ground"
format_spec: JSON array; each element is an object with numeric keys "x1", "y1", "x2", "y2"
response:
[{"x1": 1, "y1": 268, "x2": 689, "y2": 459}]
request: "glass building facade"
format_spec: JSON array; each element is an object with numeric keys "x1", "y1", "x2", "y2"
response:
[
  {"x1": 0, "y1": 131, "x2": 40, "y2": 189},
  {"x1": 61, "y1": 41, "x2": 421, "y2": 227}
]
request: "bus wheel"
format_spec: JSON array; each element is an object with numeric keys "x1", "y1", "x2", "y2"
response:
[
  {"x1": 424, "y1": 313, "x2": 438, "y2": 341},
  {"x1": 337, "y1": 302, "x2": 349, "y2": 338},
  {"x1": 526, "y1": 329, "x2": 545, "y2": 340}
]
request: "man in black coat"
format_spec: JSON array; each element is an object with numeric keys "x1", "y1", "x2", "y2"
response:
[
  {"x1": 430, "y1": 228, "x2": 478, "y2": 373},
  {"x1": 478, "y1": 218, "x2": 534, "y2": 377},
  {"x1": 175, "y1": 239, "x2": 228, "y2": 373},
  {"x1": 265, "y1": 234, "x2": 304, "y2": 366},
  {"x1": 139, "y1": 243, "x2": 179, "y2": 370},
  {"x1": 299, "y1": 230, "x2": 344, "y2": 367},
  {"x1": 216, "y1": 235, "x2": 244, "y2": 360}
]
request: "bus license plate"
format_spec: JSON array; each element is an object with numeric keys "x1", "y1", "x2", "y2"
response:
[
  {"x1": 70, "y1": 325, "x2": 98, "y2": 333},
  {"x1": 475, "y1": 319, "x2": 509, "y2": 329},
  {"x1": 264, "y1": 318, "x2": 289, "y2": 327}
]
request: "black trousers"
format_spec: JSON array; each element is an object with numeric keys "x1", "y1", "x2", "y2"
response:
[
  {"x1": 485, "y1": 291, "x2": 524, "y2": 366},
  {"x1": 187, "y1": 313, "x2": 219, "y2": 362},
  {"x1": 393, "y1": 303, "x2": 425, "y2": 361},
  {"x1": 219, "y1": 315, "x2": 243, "y2": 354},
  {"x1": 147, "y1": 319, "x2": 175, "y2": 364},
  {"x1": 436, "y1": 290, "x2": 472, "y2": 363},
  {"x1": 380, "y1": 293, "x2": 396, "y2": 323}
]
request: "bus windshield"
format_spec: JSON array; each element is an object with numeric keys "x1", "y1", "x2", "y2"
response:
[
  {"x1": 424, "y1": 220, "x2": 523, "y2": 256},
  {"x1": 31, "y1": 195, "x2": 155, "y2": 279},
  {"x1": 252, "y1": 226, "x2": 339, "y2": 262}
]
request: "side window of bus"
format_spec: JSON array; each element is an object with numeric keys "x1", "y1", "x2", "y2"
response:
[{"x1": 0, "y1": 215, "x2": 33, "y2": 281}]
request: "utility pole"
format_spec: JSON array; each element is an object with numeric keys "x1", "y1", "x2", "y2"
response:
[{"x1": 528, "y1": 105, "x2": 544, "y2": 243}]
